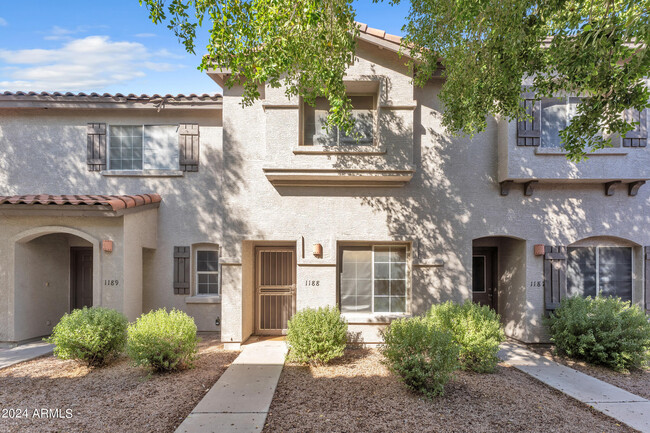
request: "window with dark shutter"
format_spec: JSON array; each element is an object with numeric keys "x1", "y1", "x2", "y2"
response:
[
  {"x1": 87, "y1": 123, "x2": 107, "y2": 171},
  {"x1": 518, "y1": 93, "x2": 541, "y2": 146},
  {"x1": 179, "y1": 123, "x2": 200, "y2": 172},
  {"x1": 544, "y1": 246, "x2": 567, "y2": 311},
  {"x1": 174, "y1": 246, "x2": 191, "y2": 295},
  {"x1": 622, "y1": 108, "x2": 648, "y2": 147}
]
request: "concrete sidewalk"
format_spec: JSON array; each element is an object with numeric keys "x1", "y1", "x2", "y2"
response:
[
  {"x1": 499, "y1": 342, "x2": 650, "y2": 433},
  {"x1": 176, "y1": 338, "x2": 288, "y2": 433},
  {"x1": 0, "y1": 341, "x2": 54, "y2": 370}
]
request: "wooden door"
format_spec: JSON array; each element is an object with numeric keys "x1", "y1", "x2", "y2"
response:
[
  {"x1": 472, "y1": 247, "x2": 497, "y2": 310},
  {"x1": 70, "y1": 247, "x2": 93, "y2": 310},
  {"x1": 256, "y1": 247, "x2": 296, "y2": 335}
]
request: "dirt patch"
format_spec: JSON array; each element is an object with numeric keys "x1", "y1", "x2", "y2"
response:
[
  {"x1": 0, "y1": 333, "x2": 238, "y2": 433},
  {"x1": 264, "y1": 348, "x2": 635, "y2": 433},
  {"x1": 526, "y1": 344, "x2": 650, "y2": 400}
]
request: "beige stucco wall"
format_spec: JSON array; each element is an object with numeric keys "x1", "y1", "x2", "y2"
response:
[
  {"x1": 219, "y1": 40, "x2": 649, "y2": 345},
  {"x1": 0, "y1": 107, "x2": 224, "y2": 342}
]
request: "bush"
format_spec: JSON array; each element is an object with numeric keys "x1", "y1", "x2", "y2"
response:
[
  {"x1": 287, "y1": 306, "x2": 348, "y2": 364},
  {"x1": 426, "y1": 301, "x2": 505, "y2": 373},
  {"x1": 547, "y1": 296, "x2": 650, "y2": 370},
  {"x1": 126, "y1": 308, "x2": 199, "y2": 372},
  {"x1": 381, "y1": 317, "x2": 460, "y2": 397},
  {"x1": 45, "y1": 307, "x2": 127, "y2": 367}
]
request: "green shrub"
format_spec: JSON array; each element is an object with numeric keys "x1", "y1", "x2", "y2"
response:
[
  {"x1": 381, "y1": 317, "x2": 460, "y2": 397},
  {"x1": 547, "y1": 296, "x2": 650, "y2": 370},
  {"x1": 45, "y1": 307, "x2": 127, "y2": 367},
  {"x1": 426, "y1": 301, "x2": 505, "y2": 373},
  {"x1": 126, "y1": 308, "x2": 199, "y2": 372},
  {"x1": 287, "y1": 306, "x2": 348, "y2": 364}
]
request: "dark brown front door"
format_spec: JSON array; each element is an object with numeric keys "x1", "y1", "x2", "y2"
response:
[
  {"x1": 70, "y1": 247, "x2": 93, "y2": 310},
  {"x1": 472, "y1": 247, "x2": 497, "y2": 310},
  {"x1": 255, "y1": 247, "x2": 296, "y2": 335}
]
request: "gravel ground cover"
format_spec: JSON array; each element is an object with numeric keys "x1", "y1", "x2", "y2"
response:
[
  {"x1": 527, "y1": 344, "x2": 650, "y2": 400},
  {"x1": 0, "y1": 333, "x2": 238, "y2": 433},
  {"x1": 264, "y1": 348, "x2": 635, "y2": 433}
]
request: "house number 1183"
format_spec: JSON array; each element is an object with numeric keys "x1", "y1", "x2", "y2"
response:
[{"x1": 305, "y1": 280, "x2": 320, "y2": 286}]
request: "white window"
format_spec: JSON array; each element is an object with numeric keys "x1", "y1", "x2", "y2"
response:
[
  {"x1": 567, "y1": 246, "x2": 632, "y2": 302},
  {"x1": 196, "y1": 249, "x2": 219, "y2": 295},
  {"x1": 109, "y1": 125, "x2": 178, "y2": 170},
  {"x1": 304, "y1": 95, "x2": 375, "y2": 146},
  {"x1": 541, "y1": 96, "x2": 580, "y2": 148},
  {"x1": 339, "y1": 245, "x2": 408, "y2": 314}
]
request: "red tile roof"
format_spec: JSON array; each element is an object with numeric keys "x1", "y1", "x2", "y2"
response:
[
  {"x1": 0, "y1": 91, "x2": 221, "y2": 102},
  {"x1": 356, "y1": 22, "x2": 403, "y2": 45},
  {"x1": 0, "y1": 194, "x2": 161, "y2": 211}
]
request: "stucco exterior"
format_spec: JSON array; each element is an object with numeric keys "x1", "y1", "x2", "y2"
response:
[{"x1": 0, "y1": 29, "x2": 648, "y2": 346}]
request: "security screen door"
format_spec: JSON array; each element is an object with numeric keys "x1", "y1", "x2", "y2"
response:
[{"x1": 256, "y1": 247, "x2": 296, "y2": 335}]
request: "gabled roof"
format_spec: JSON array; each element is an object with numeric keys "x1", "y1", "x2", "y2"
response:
[
  {"x1": 0, "y1": 194, "x2": 162, "y2": 211},
  {"x1": 355, "y1": 22, "x2": 410, "y2": 58}
]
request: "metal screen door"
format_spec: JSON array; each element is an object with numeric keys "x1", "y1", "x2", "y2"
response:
[{"x1": 256, "y1": 247, "x2": 296, "y2": 335}]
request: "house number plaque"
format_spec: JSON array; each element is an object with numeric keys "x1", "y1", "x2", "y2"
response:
[
  {"x1": 104, "y1": 279, "x2": 120, "y2": 286},
  {"x1": 305, "y1": 280, "x2": 320, "y2": 287}
]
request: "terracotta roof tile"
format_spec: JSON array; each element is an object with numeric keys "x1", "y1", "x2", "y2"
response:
[
  {"x1": 356, "y1": 22, "x2": 402, "y2": 45},
  {"x1": 0, "y1": 194, "x2": 161, "y2": 211},
  {"x1": 0, "y1": 91, "x2": 221, "y2": 103}
]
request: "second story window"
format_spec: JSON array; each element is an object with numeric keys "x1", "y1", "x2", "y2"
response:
[
  {"x1": 109, "y1": 125, "x2": 178, "y2": 170},
  {"x1": 303, "y1": 95, "x2": 375, "y2": 146},
  {"x1": 541, "y1": 96, "x2": 581, "y2": 148}
]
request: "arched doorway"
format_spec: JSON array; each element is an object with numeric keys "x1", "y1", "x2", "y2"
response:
[{"x1": 13, "y1": 230, "x2": 96, "y2": 341}]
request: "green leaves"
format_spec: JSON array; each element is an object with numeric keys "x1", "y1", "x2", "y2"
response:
[{"x1": 286, "y1": 306, "x2": 348, "y2": 365}]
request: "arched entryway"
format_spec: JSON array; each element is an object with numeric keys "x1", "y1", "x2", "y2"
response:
[{"x1": 12, "y1": 227, "x2": 98, "y2": 341}]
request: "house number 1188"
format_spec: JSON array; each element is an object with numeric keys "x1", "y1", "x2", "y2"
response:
[{"x1": 305, "y1": 280, "x2": 320, "y2": 286}]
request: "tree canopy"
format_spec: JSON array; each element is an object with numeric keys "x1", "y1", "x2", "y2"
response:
[{"x1": 141, "y1": 0, "x2": 650, "y2": 160}]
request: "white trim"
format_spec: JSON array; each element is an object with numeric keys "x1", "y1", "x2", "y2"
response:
[{"x1": 195, "y1": 247, "x2": 220, "y2": 296}]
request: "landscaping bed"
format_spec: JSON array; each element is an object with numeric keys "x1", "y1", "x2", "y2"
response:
[
  {"x1": 0, "y1": 333, "x2": 238, "y2": 433},
  {"x1": 264, "y1": 348, "x2": 635, "y2": 433},
  {"x1": 527, "y1": 344, "x2": 650, "y2": 400}
]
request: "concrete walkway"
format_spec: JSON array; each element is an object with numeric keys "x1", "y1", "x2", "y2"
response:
[
  {"x1": 176, "y1": 338, "x2": 288, "y2": 433},
  {"x1": 0, "y1": 341, "x2": 54, "y2": 370},
  {"x1": 499, "y1": 342, "x2": 650, "y2": 433}
]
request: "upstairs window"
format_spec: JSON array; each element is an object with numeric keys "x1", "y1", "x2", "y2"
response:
[
  {"x1": 567, "y1": 246, "x2": 632, "y2": 302},
  {"x1": 541, "y1": 96, "x2": 580, "y2": 148},
  {"x1": 109, "y1": 125, "x2": 178, "y2": 170},
  {"x1": 303, "y1": 95, "x2": 375, "y2": 146}
]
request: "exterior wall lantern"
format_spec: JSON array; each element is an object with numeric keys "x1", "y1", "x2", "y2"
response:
[
  {"x1": 312, "y1": 243, "x2": 323, "y2": 258},
  {"x1": 534, "y1": 244, "x2": 545, "y2": 256},
  {"x1": 103, "y1": 240, "x2": 114, "y2": 253}
]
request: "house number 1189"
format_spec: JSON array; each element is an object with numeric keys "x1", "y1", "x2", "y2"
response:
[
  {"x1": 104, "y1": 280, "x2": 119, "y2": 286},
  {"x1": 305, "y1": 280, "x2": 320, "y2": 286}
]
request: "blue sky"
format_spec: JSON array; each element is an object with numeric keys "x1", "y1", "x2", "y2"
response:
[{"x1": 0, "y1": 1, "x2": 409, "y2": 95}]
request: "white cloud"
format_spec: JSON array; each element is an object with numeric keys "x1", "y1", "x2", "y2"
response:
[
  {"x1": 43, "y1": 25, "x2": 109, "y2": 41},
  {"x1": 0, "y1": 17, "x2": 7, "y2": 26},
  {"x1": 0, "y1": 35, "x2": 183, "y2": 91},
  {"x1": 135, "y1": 33, "x2": 157, "y2": 38}
]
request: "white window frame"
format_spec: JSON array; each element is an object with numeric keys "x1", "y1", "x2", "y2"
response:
[
  {"x1": 567, "y1": 245, "x2": 633, "y2": 298},
  {"x1": 339, "y1": 244, "x2": 410, "y2": 315},
  {"x1": 108, "y1": 124, "x2": 178, "y2": 171},
  {"x1": 195, "y1": 247, "x2": 220, "y2": 296},
  {"x1": 301, "y1": 93, "x2": 378, "y2": 147}
]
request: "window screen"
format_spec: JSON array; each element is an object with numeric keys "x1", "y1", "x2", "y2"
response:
[
  {"x1": 304, "y1": 95, "x2": 375, "y2": 146},
  {"x1": 567, "y1": 246, "x2": 632, "y2": 302},
  {"x1": 196, "y1": 250, "x2": 219, "y2": 295},
  {"x1": 109, "y1": 125, "x2": 178, "y2": 170},
  {"x1": 340, "y1": 246, "x2": 408, "y2": 314}
]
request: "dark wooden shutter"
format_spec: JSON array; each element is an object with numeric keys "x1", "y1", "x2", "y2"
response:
[
  {"x1": 179, "y1": 123, "x2": 200, "y2": 172},
  {"x1": 518, "y1": 93, "x2": 541, "y2": 146},
  {"x1": 544, "y1": 246, "x2": 567, "y2": 312},
  {"x1": 87, "y1": 123, "x2": 106, "y2": 171},
  {"x1": 174, "y1": 246, "x2": 191, "y2": 295},
  {"x1": 622, "y1": 108, "x2": 648, "y2": 147},
  {"x1": 643, "y1": 246, "x2": 650, "y2": 314}
]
